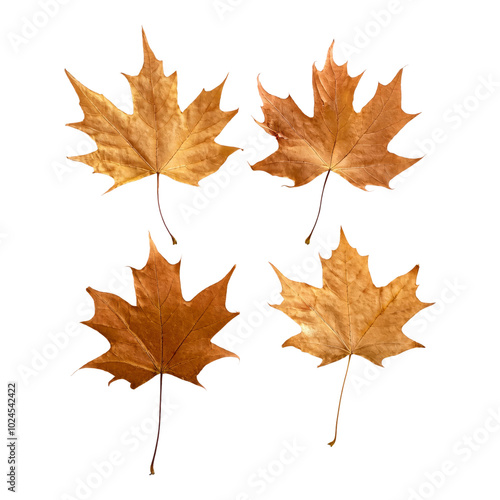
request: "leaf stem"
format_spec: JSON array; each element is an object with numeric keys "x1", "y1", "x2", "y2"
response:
[
  {"x1": 328, "y1": 354, "x2": 351, "y2": 447},
  {"x1": 305, "y1": 170, "x2": 330, "y2": 245},
  {"x1": 156, "y1": 173, "x2": 177, "y2": 245},
  {"x1": 150, "y1": 372, "x2": 163, "y2": 475}
]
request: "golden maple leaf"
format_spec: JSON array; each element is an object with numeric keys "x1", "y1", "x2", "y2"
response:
[
  {"x1": 252, "y1": 43, "x2": 420, "y2": 243},
  {"x1": 271, "y1": 229, "x2": 432, "y2": 445},
  {"x1": 66, "y1": 30, "x2": 238, "y2": 243},
  {"x1": 81, "y1": 236, "x2": 238, "y2": 473}
]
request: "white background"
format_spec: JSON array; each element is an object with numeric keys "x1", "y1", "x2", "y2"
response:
[{"x1": 1, "y1": 0, "x2": 500, "y2": 499}]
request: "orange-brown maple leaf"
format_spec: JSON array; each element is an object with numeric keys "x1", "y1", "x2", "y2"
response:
[
  {"x1": 271, "y1": 228, "x2": 432, "y2": 445},
  {"x1": 66, "y1": 30, "x2": 238, "y2": 192}
]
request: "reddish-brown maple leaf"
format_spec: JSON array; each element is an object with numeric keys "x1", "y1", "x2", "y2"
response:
[
  {"x1": 252, "y1": 43, "x2": 420, "y2": 243},
  {"x1": 81, "y1": 236, "x2": 238, "y2": 473}
]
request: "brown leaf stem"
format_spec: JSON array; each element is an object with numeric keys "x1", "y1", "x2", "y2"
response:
[
  {"x1": 328, "y1": 354, "x2": 351, "y2": 447},
  {"x1": 305, "y1": 170, "x2": 330, "y2": 245},
  {"x1": 156, "y1": 173, "x2": 177, "y2": 245},
  {"x1": 150, "y1": 372, "x2": 163, "y2": 475}
]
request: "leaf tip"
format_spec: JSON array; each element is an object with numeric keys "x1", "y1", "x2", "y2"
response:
[
  {"x1": 148, "y1": 234, "x2": 159, "y2": 254},
  {"x1": 64, "y1": 68, "x2": 76, "y2": 81},
  {"x1": 338, "y1": 226, "x2": 348, "y2": 246},
  {"x1": 268, "y1": 261, "x2": 282, "y2": 278},
  {"x1": 141, "y1": 26, "x2": 149, "y2": 45},
  {"x1": 326, "y1": 39, "x2": 336, "y2": 61},
  {"x1": 256, "y1": 73, "x2": 267, "y2": 95},
  {"x1": 141, "y1": 27, "x2": 158, "y2": 64}
]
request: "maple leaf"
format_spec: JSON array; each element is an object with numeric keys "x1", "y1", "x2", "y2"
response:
[
  {"x1": 66, "y1": 29, "x2": 238, "y2": 244},
  {"x1": 271, "y1": 229, "x2": 432, "y2": 446},
  {"x1": 252, "y1": 43, "x2": 420, "y2": 243},
  {"x1": 81, "y1": 236, "x2": 238, "y2": 473}
]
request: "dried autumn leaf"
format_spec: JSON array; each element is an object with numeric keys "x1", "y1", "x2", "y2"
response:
[
  {"x1": 252, "y1": 43, "x2": 420, "y2": 243},
  {"x1": 81, "y1": 236, "x2": 238, "y2": 474},
  {"x1": 272, "y1": 229, "x2": 432, "y2": 445},
  {"x1": 66, "y1": 29, "x2": 238, "y2": 244}
]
